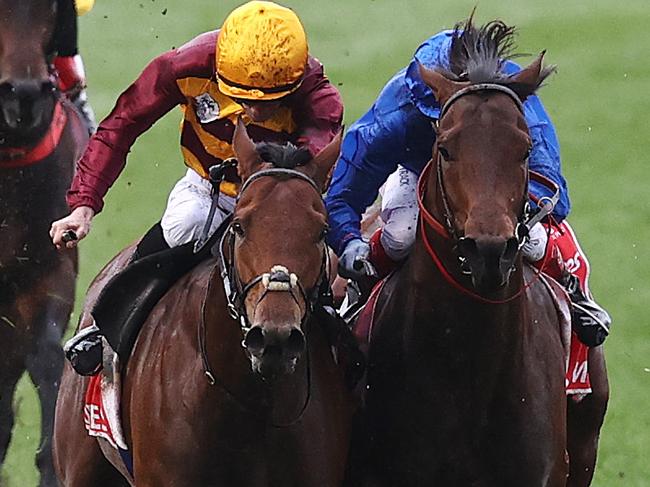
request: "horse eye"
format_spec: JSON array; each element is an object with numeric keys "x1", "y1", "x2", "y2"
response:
[
  {"x1": 524, "y1": 147, "x2": 532, "y2": 161},
  {"x1": 232, "y1": 221, "x2": 244, "y2": 236},
  {"x1": 438, "y1": 146, "x2": 451, "y2": 161}
]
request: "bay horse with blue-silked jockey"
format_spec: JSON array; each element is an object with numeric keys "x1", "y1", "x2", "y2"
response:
[
  {"x1": 53, "y1": 120, "x2": 352, "y2": 486},
  {"x1": 0, "y1": 0, "x2": 89, "y2": 485},
  {"x1": 345, "y1": 30, "x2": 607, "y2": 487}
]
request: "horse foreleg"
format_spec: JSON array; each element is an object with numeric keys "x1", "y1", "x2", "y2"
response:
[
  {"x1": 23, "y1": 271, "x2": 75, "y2": 487},
  {"x1": 25, "y1": 309, "x2": 68, "y2": 487},
  {"x1": 566, "y1": 346, "x2": 609, "y2": 486},
  {"x1": 0, "y1": 359, "x2": 25, "y2": 467}
]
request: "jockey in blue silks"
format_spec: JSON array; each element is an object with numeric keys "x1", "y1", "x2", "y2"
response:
[{"x1": 325, "y1": 27, "x2": 612, "y2": 347}]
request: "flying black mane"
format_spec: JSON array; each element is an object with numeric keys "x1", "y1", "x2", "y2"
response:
[
  {"x1": 443, "y1": 15, "x2": 555, "y2": 96},
  {"x1": 255, "y1": 141, "x2": 312, "y2": 169}
]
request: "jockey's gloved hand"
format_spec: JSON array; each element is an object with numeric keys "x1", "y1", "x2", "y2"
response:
[
  {"x1": 338, "y1": 238, "x2": 372, "y2": 281},
  {"x1": 522, "y1": 222, "x2": 548, "y2": 262}
]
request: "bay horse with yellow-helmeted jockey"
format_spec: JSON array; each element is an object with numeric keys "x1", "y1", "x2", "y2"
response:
[
  {"x1": 52, "y1": 1, "x2": 355, "y2": 484},
  {"x1": 0, "y1": 0, "x2": 90, "y2": 485},
  {"x1": 54, "y1": 119, "x2": 353, "y2": 485},
  {"x1": 328, "y1": 16, "x2": 609, "y2": 486}
]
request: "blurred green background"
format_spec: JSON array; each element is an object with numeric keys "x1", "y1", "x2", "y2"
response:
[{"x1": 3, "y1": 0, "x2": 649, "y2": 484}]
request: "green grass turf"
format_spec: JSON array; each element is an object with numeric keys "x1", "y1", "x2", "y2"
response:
[{"x1": 2, "y1": 0, "x2": 649, "y2": 484}]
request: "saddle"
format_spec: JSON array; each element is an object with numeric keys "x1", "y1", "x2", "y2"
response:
[{"x1": 92, "y1": 217, "x2": 231, "y2": 366}]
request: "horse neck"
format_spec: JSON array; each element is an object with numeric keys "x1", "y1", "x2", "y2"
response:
[
  {"x1": 203, "y1": 272, "x2": 310, "y2": 424},
  {"x1": 404, "y1": 169, "x2": 527, "y2": 345}
]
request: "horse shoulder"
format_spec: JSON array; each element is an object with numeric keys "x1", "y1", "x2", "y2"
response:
[
  {"x1": 524, "y1": 265, "x2": 572, "y2": 356},
  {"x1": 127, "y1": 258, "x2": 221, "y2": 378}
]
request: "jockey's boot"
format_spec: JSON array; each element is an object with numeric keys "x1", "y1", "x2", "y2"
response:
[
  {"x1": 63, "y1": 223, "x2": 171, "y2": 376},
  {"x1": 63, "y1": 324, "x2": 103, "y2": 376},
  {"x1": 525, "y1": 222, "x2": 612, "y2": 348},
  {"x1": 54, "y1": 54, "x2": 97, "y2": 134},
  {"x1": 562, "y1": 273, "x2": 612, "y2": 347}
]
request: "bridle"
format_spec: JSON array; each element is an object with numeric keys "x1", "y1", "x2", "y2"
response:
[
  {"x1": 198, "y1": 166, "x2": 330, "y2": 427},
  {"x1": 417, "y1": 83, "x2": 560, "y2": 303},
  {"x1": 218, "y1": 167, "x2": 331, "y2": 337}
]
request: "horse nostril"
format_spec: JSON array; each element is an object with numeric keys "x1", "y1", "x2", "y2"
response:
[
  {"x1": 285, "y1": 328, "x2": 305, "y2": 357},
  {"x1": 243, "y1": 326, "x2": 265, "y2": 354},
  {"x1": 0, "y1": 81, "x2": 16, "y2": 97},
  {"x1": 502, "y1": 237, "x2": 520, "y2": 263},
  {"x1": 41, "y1": 80, "x2": 56, "y2": 94},
  {"x1": 457, "y1": 237, "x2": 478, "y2": 258}
]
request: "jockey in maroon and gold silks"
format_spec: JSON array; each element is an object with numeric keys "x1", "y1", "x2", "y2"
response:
[{"x1": 66, "y1": 29, "x2": 343, "y2": 213}]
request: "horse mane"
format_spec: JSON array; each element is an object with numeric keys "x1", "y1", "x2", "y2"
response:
[
  {"x1": 255, "y1": 142, "x2": 312, "y2": 169},
  {"x1": 442, "y1": 14, "x2": 556, "y2": 97}
]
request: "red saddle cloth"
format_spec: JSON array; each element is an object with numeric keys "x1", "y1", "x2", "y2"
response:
[
  {"x1": 84, "y1": 375, "x2": 119, "y2": 448},
  {"x1": 353, "y1": 279, "x2": 591, "y2": 395}
]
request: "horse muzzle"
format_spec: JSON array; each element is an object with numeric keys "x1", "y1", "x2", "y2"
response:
[
  {"x1": 0, "y1": 79, "x2": 56, "y2": 135},
  {"x1": 243, "y1": 324, "x2": 306, "y2": 377},
  {"x1": 456, "y1": 235, "x2": 519, "y2": 291}
]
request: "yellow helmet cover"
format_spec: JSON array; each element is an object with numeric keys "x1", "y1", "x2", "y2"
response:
[
  {"x1": 217, "y1": 1, "x2": 308, "y2": 101},
  {"x1": 75, "y1": 0, "x2": 95, "y2": 16}
]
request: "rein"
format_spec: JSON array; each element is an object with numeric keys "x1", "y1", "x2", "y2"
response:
[
  {"x1": 0, "y1": 99, "x2": 67, "y2": 168},
  {"x1": 417, "y1": 83, "x2": 560, "y2": 304}
]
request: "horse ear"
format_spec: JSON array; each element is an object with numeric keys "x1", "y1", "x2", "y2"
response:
[
  {"x1": 507, "y1": 51, "x2": 555, "y2": 100},
  {"x1": 418, "y1": 63, "x2": 466, "y2": 107},
  {"x1": 233, "y1": 117, "x2": 262, "y2": 181},
  {"x1": 306, "y1": 130, "x2": 343, "y2": 192}
]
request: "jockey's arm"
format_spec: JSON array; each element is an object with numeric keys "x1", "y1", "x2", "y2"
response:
[
  {"x1": 325, "y1": 108, "x2": 409, "y2": 256},
  {"x1": 292, "y1": 59, "x2": 344, "y2": 156},
  {"x1": 66, "y1": 50, "x2": 186, "y2": 214},
  {"x1": 504, "y1": 60, "x2": 571, "y2": 222},
  {"x1": 51, "y1": 49, "x2": 186, "y2": 248}
]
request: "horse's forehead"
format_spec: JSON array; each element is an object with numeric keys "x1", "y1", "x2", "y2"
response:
[
  {"x1": 238, "y1": 176, "x2": 324, "y2": 221},
  {"x1": 453, "y1": 93, "x2": 522, "y2": 121}
]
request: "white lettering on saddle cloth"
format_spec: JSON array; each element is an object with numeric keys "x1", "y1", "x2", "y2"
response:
[
  {"x1": 572, "y1": 360, "x2": 589, "y2": 384},
  {"x1": 82, "y1": 343, "x2": 129, "y2": 450},
  {"x1": 83, "y1": 402, "x2": 115, "y2": 446},
  {"x1": 564, "y1": 251, "x2": 583, "y2": 275},
  {"x1": 565, "y1": 335, "x2": 591, "y2": 395}
]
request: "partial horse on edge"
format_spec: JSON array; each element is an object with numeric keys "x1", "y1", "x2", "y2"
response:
[{"x1": 0, "y1": 1, "x2": 88, "y2": 485}]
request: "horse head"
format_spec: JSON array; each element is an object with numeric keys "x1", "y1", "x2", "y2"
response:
[
  {"x1": 0, "y1": 0, "x2": 58, "y2": 142},
  {"x1": 418, "y1": 21, "x2": 555, "y2": 291},
  {"x1": 228, "y1": 118, "x2": 340, "y2": 378}
]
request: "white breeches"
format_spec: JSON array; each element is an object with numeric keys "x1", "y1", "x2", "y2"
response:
[
  {"x1": 379, "y1": 165, "x2": 419, "y2": 260},
  {"x1": 378, "y1": 165, "x2": 547, "y2": 261},
  {"x1": 161, "y1": 169, "x2": 235, "y2": 248}
]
